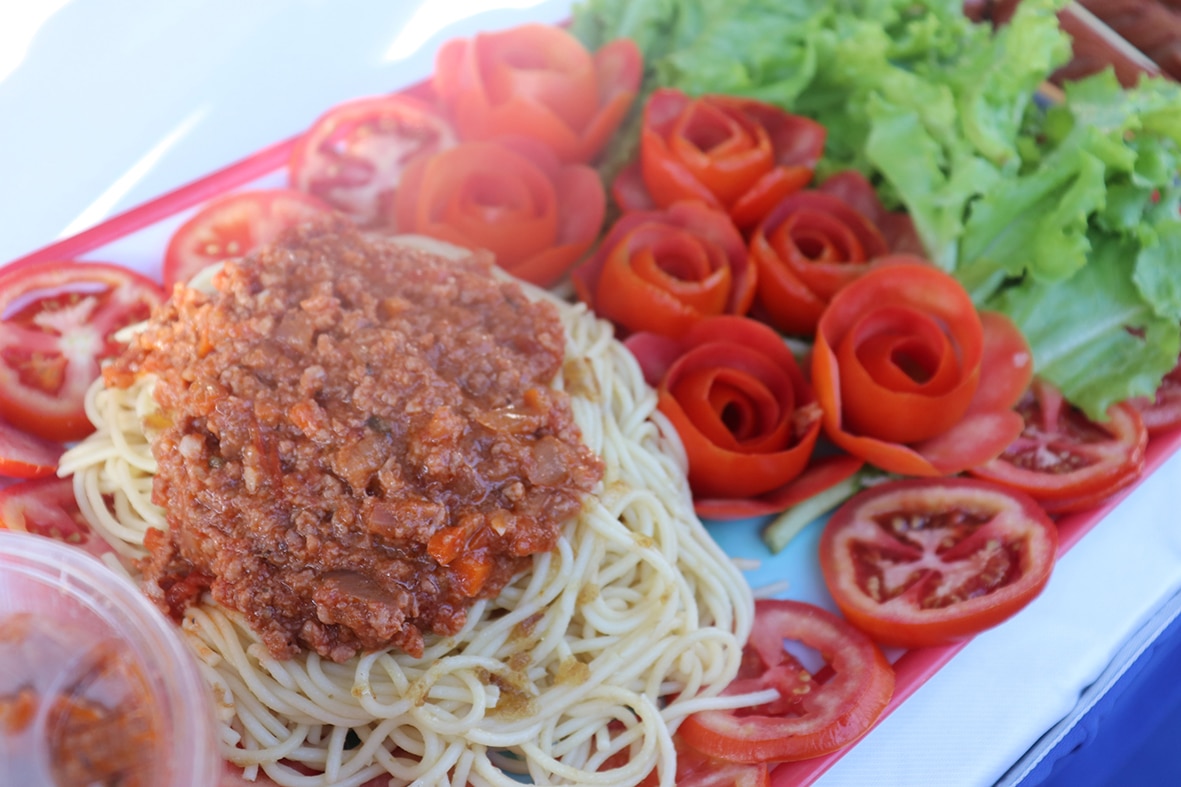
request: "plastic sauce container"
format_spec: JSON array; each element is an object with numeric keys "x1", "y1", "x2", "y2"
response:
[{"x1": 0, "y1": 531, "x2": 219, "y2": 787}]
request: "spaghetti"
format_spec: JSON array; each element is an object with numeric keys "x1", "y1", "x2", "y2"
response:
[{"x1": 58, "y1": 233, "x2": 757, "y2": 787}]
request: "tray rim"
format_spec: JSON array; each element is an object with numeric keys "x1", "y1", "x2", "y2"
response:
[{"x1": 6, "y1": 79, "x2": 1181, "y2": 787}]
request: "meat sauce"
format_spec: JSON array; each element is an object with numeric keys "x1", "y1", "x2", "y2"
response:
[{"x1": 106, "y1": 220, "x2": 603, "y2": 661}]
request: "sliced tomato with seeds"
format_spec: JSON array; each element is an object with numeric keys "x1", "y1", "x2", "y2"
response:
[
  {"x1": 969, "y1": 378, "x2": 1147, "y2": 515},
  {"x1": 162, "y1": 188, "x2": 332, "y2": 289},
  {"x1": 0, "y1": 418, "x2": 63, "y2": 479},
  {"x1": 0, "y1": 260, "x2": 165, "y2": 442},
  {"x1": 636, "y1": 734, "x2": 769, "y2": 786},
  {"x1": 289, "y1": 93, "x2": 455, "y2": 226},
  {"x1": 0, "y1": 476, "x2": 114, "y2": 561},
  {"x1": 1130, "y1": 355, "x2": 1181, "y2": 435},
  {"x1": 819, "y1": 477, "x2": 1057, "y2": 649},
  {"x1": 677, "y1": 598, "x2": 894, "y2": 764}
]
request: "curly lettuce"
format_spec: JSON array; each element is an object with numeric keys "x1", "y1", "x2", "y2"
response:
[{"x1": 572, "y1": 0, "x2": 1181, "y2": 421}]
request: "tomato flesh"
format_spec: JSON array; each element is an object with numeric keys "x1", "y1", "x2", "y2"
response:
[
  {"x1": 0, "y1": 476, "x2": 114, "y2": 561},
  {"x1": 1130, "y1": 356, "x2": 1181, "y2": 435},
  {"x1": 288, "y1": 94, "x2": 455, "y2": 226},
  {"x1": 970, "y1": 378, "x2": 1147, "y2": 515},
  {"x1": 162, "y1": 189, "x2": 331, "y2": 289},
  {"x1": 0, "y1": 418, "x2": 62, "y2": 479},
  {"x1": 638, "y1": 735, "x2": 769, "y2": 786},
  {"x1": 0, "y1": 261, "x2": 165, "y2": 442},
  {"x1": 819, "y1": 477, "x2": 1057, "y2": 649},
  {"x1": 678, "y1": 598, "x2": 894, "y2": 764}
]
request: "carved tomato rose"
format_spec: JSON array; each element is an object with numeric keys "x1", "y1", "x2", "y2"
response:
[
  {"x1": 433, "y1": 23, "x2": 642, "y2": 163},
  {"x1": 392, "y1": 138, "x2": 605, "y2": 288},
  {"x1": 812, "y1": 258, "x2": 1034, "y2": 476},
  {"x1": 613, "y1": 89, "x2": 826, "y2": 230},
  {"x1": 627, "y1": 316, "x2": 862, "y2": 518},
  {"x1": 572, "y1": 201, "x2": 754, "y2": 338},
  {"x1": 751, "y1": 170, "x2": 919, "y2": 336}
]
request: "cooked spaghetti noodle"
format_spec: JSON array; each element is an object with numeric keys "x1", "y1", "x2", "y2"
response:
[{"x1": 58, "y1": 235, "x2": 757, "y2": 787}]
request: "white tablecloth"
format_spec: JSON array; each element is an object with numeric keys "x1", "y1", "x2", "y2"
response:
[{"x1": 3, "y1": 2, "x2": 1179, "y2": 784}]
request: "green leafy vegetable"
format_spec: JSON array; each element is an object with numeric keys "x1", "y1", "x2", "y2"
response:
[
  {"x1": 992, "y1": 232, "x2": 1180, "y2": 413},
  {"x1": 573, "y1": 0, "x2": 1181, "y2": 421},
  {"x1": 967, "y1": 71, "x2": 1181, "y2": 416}
]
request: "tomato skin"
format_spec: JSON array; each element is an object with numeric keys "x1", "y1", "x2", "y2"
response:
[
  {"x1": 970, "y1": 379, "x2": 1147, "y2": 515},
  {"x1": 814, "y1": 170, "x2": 923, "y2": 256},
  {"x1": 625, "y1": 316, "x2": 831, "y2": 504},
  {"x1": 162, "y1": 188, "x2": 332, "y2": 289},
  {"x1": 614, "y1": 89, "x2": 825, "y2": 230},
  {"x1": 636, "y1": 735, "x2": 770, "y2": 786},
  {"x1": 433, "y1": 23, "x2": 641, "y2": 163},
  {"x1": 392, "y1": 138, "x2": 605, "y2": 288},
  {"x1": 677, "y1": 599, "x2": 894, "y2": 764},
  {"x1": 811, "y1": 259, "x2": 1030, "y2": 476},
  {"x1": 750, "y1": 189, "x2": 887, "y2": 338},
  {"x1": 289, "y1": 93, "x2": 455, "y2": 225},
  {"x1": 819, "y1": 477, "x2": 1058, "y2": 649},
  {"x1": 572, "y1": 201, "x2": 754, "y2": 338},
  {"x1": 0, "y1": 261, "x2": 165, "y2": 442},
  {"x1": 0, "y1": 418, "x2": 63, "y2": 479},
  {"x1": 1130, "y1": 354, "x2": 1181, "y2": 435},
  {"x1": 0, "y1": 476, "x2": 114, "y2": 561}
]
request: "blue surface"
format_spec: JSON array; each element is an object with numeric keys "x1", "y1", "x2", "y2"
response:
[
  {"x1": 704, "y1": 513, "x2": 841, "y2": 614},
  {"x1": 1021, "y1": 598, "x2": 1181, "y2": 787}
]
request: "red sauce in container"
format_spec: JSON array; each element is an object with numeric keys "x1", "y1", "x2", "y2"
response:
[
  {"x1": 0, "y1": 532, "x2": 219, "y2": 787},
  {"x1": 0, "y1": 613, "x2": 158, "y2": 787}
]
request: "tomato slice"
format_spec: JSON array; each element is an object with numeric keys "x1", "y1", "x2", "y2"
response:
[
  {"x1": 637, "y1": 734, "x2": 770, "y2": 786},
  {"x1": 1130, "y1": 354, "x2": 1181, "y2": 435},
  {"x1": 969, "y1": 378, "x2": 1147, "y2": 515},
  {"x1": 0, "y1": 261, "x2": 165, "y2": 442},
  {"x1": 288, "y1": 93, "x2": 455, "y2": 226},
  {"x1": 162, "y1": 188, "x2": 332, "y2": 289},
  {"x1": 0, "y1": 418, "x2": 62, "y2": 479},
  {"x1": 0, "y1": 477, "x2": 114, "y2": 561},
  {"x1": 677, "y1": 598, "x2": 894, "y2": 764},
  {"x1": 819, "y1": 477, "x2": 1057, "y2": 649}
]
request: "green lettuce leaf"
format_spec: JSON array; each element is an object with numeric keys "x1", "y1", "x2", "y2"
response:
[
  {"x1": 959, "y1": 71, "x2": 1181, "y2": 299},
  {"x1": 1133, "y1": 219, "x2": 1181, "y2": 324},
  {"x1": 992, "y1": 231, "x2": 1181, "y2": 420},
  {"x1": 572, "y1": 0, "x2": 1181, "y2": 418},
  {"x1": 956, "y1": 143, "x2": 1107, "y2": 294}
]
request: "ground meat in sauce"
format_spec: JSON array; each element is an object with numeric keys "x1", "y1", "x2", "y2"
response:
[{"x1": 106, "y1": 219, "x2": 603, "y2": 662}]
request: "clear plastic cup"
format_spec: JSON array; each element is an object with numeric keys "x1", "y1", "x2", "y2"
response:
[{"x1": 0, "y1": 530, "x2": 219, "y2": 787}]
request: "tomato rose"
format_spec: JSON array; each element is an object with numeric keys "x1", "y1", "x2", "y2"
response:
[
  {"x1": 750, "y1": 171, "x2": 896, "y2": 336},
  {"x1": 625, "y1": 316, "x2": 861, "y2": 516},
  {"x1": 572, "y1": 201, "x2": 754, "y2": 338},
  {"x1": 815, "y1": 170, "x2": 924, "y2": 256},
  {"x1": 612, "y1": 89, "x2": 826, "y2": 230},
  {"x1": 392, "y1": 138, "x2": 605, "y2": 287},
  {"x1": 812, "y1": 259, "x2": 1033, "y2": 476},
  {"x1": 433, "y1": 23, "x2": 641, "y2": 163}
]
